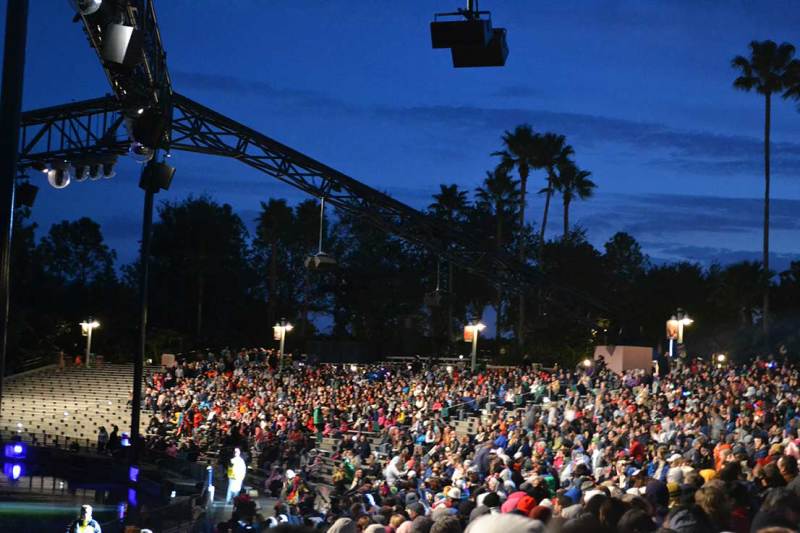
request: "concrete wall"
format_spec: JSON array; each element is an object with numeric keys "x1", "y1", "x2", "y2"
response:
[{"x1": 593, "y1": 345, "x2": 653, "y2": 374}]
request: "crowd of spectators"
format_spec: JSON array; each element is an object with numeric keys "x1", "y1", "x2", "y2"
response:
[{"x1": 141, "y1": 349, "x2": 800, "y2": 532}]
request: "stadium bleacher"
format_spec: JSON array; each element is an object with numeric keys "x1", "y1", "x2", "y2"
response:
[{"x1": 0, "y1": 363, "x2": 158, "y2": 442}]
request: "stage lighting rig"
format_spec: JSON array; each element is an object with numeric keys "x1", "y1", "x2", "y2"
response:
[
  {"x1": 35, "y1": 156, "x2": 118, "y2": 189},
  {"x1": 430, "y1": 0, "x2": 508, "y2": 68}
]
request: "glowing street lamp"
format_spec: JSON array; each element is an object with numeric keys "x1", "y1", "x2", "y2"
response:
[
  {"x1": 464, "y1": 321, "x2": 486, "y2": 372},
  {"x1": 80, "y1": 319, "x2": 100, "y2": 368},
  {"x1": 273, "y1": 319, "x2": 293, "y2": 372},
  {"x1": 666, "y1": 309, "x2": 693, "y2": 357}
]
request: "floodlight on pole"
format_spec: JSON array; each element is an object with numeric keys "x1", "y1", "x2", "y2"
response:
[
  {"x1": 79, "y1": 319, "x2": 100, "y2": 368},
  {"x1": 676, "y1": 309, "x2": 693, "y2": 344},
  {"x1": 273, "y1": 319, "x2": 293, "y2": 373},
  {"x1": 464, "y1": 321, "x2": 486, "y2": 372}
]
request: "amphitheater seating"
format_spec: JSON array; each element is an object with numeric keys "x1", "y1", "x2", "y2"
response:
[{"x1": 0, "y1": 364, "x2": 159, "y2": 442}]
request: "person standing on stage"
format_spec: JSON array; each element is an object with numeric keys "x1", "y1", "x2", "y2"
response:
[
  {"x1": 226, "y1": 447, "x2": 247, "y2": 503},
  {"x1": 67, "y1": 504, "x2": 101, "y2": 533}
]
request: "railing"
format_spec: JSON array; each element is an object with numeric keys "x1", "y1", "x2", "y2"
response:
[
  {"x1": 100, "y1": 494, "x2": 199, "y2": 533},
  {"x1": 0, "y1": 429, "x2": 211, "y2": 483},
  {"x1": 4, "y1": 353, "x2": 51, "y2": 377}
]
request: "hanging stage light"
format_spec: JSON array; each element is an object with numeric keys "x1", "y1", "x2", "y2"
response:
[
  {"x1": 102, "y1": 161, "x2": 117, "y2": 178},
  {"x1": 69, "y1": 0, "x2": 103, "y2": 16},
  {"x1": 89, "y1": 163, "x2": 101, "y2": 180},
  {"x1": 129, "y1": 141, "x2": 155, "y2": 164},
  {"x1": 74, "y1": 163, "x2": 90, "y2": 182},
  {"x1": 430, "y1": 1, "x2": 509, "y2": 68},
  {"x1": 47, "y1": 166, "x2": 71, "y2": 189}
]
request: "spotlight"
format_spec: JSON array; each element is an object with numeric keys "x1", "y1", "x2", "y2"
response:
[
  {"x1": 89, "y1": 163, "x2": 101, "y2": 180},
  {"x1": 129, "y1": 141, "x2": 154, "y2": 164},
  {"x1": 69, "y1": 0, "x2": 102, "y2": 16},
  {"x1": 47, "y1": 167, "x2": 71, "y2": 189},
  {"x1": 103, "y1": 161, "x2": 117, "y2": 178},
  {"x1": 74, "y1": 164, "x2": 90, "y2": 182},
  {"x1": 305, "y1": 252, "x2": 337, "y2": 271}
]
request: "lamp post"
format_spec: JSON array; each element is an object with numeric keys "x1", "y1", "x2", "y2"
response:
[
  {"x1": 666, "y1": 309, "x2": 693, "y2": 357},
  {"x1": 80, "y1": 319, "x2": 100, "y2": 368},
  {"x1": 273, "y1": 319, "x2": 293, "y2": 373},
  {"x1": 464, "y1": 321, "x2": 486, "y2": 372}
]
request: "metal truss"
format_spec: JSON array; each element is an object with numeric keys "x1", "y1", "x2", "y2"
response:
[
  {"x1": 75, "y1": 0, "x2": 171, "y2": 107},
  {"x1": 17, "y1": 96, "x2": 128, "y2": 167},
  {"x1": 169, "y1": 93, "x2": 540, "y2": 293}
]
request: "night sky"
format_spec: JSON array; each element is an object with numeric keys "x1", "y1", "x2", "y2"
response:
[{"x1": 5, "y1": 1, "x2": 800, "y2": 269}]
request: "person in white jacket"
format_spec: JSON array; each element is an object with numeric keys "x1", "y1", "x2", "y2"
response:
[
  {"x1": 384, "y1": 451, "x2": 407, "y2": 486},
  {"x1": 225, "y1": 447, "x2": 247, "y2": 503}
]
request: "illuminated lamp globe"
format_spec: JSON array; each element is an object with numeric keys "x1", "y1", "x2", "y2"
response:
[
  {"x1": 74, "y1": 164, "x2": 90, "y2": 182},
  {"x1": 88, "y1": 163, "x2": 102, "y2": 180},
  {"x1": 69, "y1": 0, "x2": 102, "y2": 16},
  {"x1": 129, "y1": 141, "x2": 154, "y2": 163},
  {"x1": 47, "y1": 167, "x2": 71, "y2": 189}
]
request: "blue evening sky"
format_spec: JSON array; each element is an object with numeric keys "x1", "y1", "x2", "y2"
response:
[{"x1": 5, "y1": 1, "x2": 800, "y2": 270}]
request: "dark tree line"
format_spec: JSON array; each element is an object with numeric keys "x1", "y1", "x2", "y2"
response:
[{"x1": 9, "y1": 194, "x2": 800, "y2": 370}]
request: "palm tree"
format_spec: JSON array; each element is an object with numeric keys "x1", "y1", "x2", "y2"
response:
[
  {"x1": 553, "y1": 160, "x2": 596, "y2": 237},
  {"x1": 429, "y1": 184, "x2": 471, "y2": 344},
  {"x1": 535, "y1": 133, "x2": 574, "y2": 246},
  {"x1": 731, "y1": 40, "x2": 799, "y2": 334},
  {"x1": 493, "y1": 124, "x2": 540, "y2": 349},
  {"x1": 256, "y1": 199, "x2": 295, "y2": 328},
  {"x1": 475, "y1": 168, "x2": 521, "y2": 342}
]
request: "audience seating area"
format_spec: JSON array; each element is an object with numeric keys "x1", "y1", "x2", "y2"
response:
[{"x1": 0, "y1": 363, "x2": 158, "y2": 442}]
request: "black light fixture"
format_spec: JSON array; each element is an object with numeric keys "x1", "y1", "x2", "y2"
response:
[
  {"x1": 305, "y1": 197, "x2": 337, "y2": 271},
  {"x1": 431, "y1": 1, "x2": 509, "y2": 68},
  {"x1": 102, "y1": 160, "x2": 117, "y2": 179},
  {"x1": 451, "y1": 28, "x2": 508, "y2": 68},
  {"x1": 73, "y1": 163, "x2": 90, "y2": 182}
]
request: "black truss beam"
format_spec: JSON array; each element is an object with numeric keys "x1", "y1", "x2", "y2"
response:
[
  {"x1": 17, "y1": 95, "x2": 128, "y2": 166},
  {"x1": 169, "y1": 93, "x2": 537, "y2": 293},
  {"x1": 75, "y1": 0, "x2": 171, "y2": 108}
]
